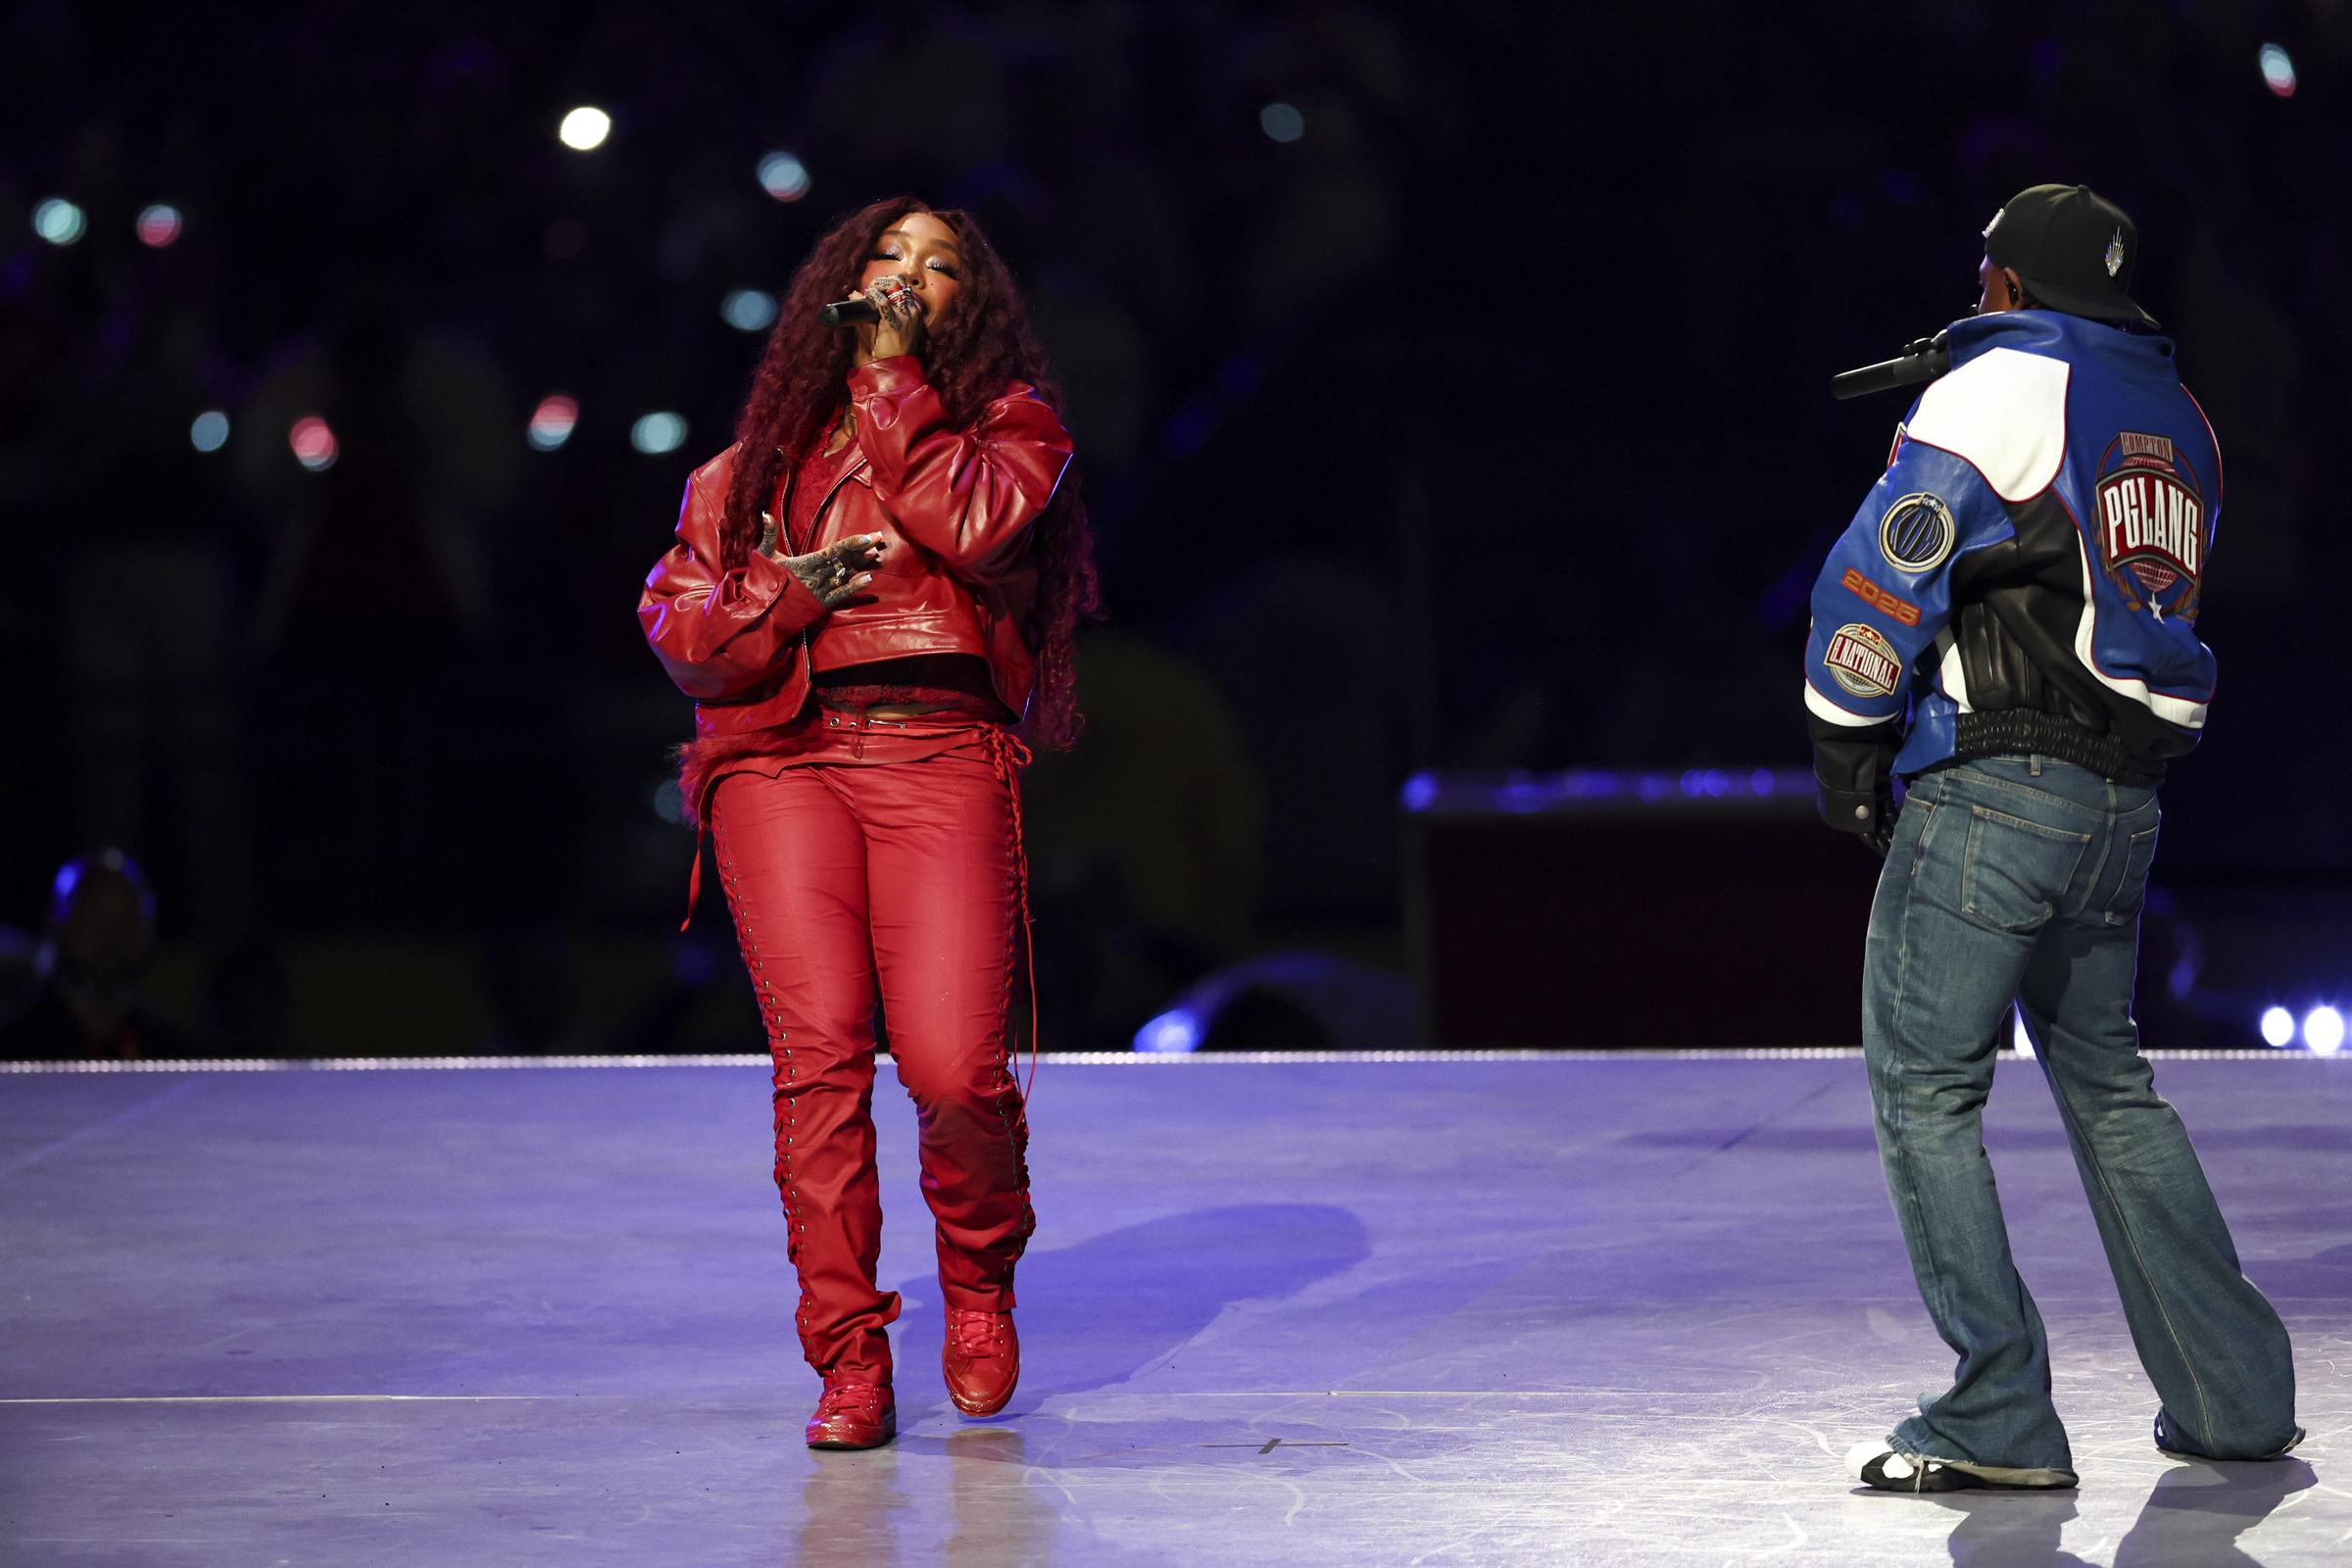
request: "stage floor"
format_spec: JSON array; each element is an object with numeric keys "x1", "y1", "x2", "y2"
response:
[{"x1": 2, "y1": 1053, "x2": 2344, "y2": 1566}]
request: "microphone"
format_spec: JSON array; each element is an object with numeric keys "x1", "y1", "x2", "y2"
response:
[
  {"x1": 818, "y1": 298, "x2": 880, "y2": 328},
  {"x1": 1831, "y1": 333, "x2": 1951, "y2": 401}
]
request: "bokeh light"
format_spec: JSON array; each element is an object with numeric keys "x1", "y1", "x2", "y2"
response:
[
  {"x1": 2302, "y1": 1005, "x2": 2344, "y2": 1055},
  {"x1": 2259, "y1": 43, "x2": 2297, "y2": 98},
  {"x1": 528, "y1": 395, "x2": 579, "y2": 452},
  {"x1": 1260, "y1": 102, "x2": 1305, "y2": 142},
  {"x1": 721, "y1": 289, "x2": 779, "y2": 332},
  {"x1": 758, "y1": 151, "x2": 810, "y2": 201},
  {"x1": 2259, "y1": 1006, "x2": 2296, "y2": 1049},
  {"x1": 289, "y1": 416, "x2": 339, "y2": 472},
  {"x1": 33, "y1": 198, "x2": 86, "y2": 246},
  {"x1": 1134, "y1": 1007, "x2": 1202, "y2": 1055},
  {"x1": 189, "y1": 411, "x2": 230, "y2": 453},
  {"x1": 559, "y1": 107, "x2": 612, "y2": 151},
  {"x1": 136, "y1": 204, "x2": 183, "y2": 247},
  {"x1": 630, "y1": 412, "x2": 688, "y2": 455}
]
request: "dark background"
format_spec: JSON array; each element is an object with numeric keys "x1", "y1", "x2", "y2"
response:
[{"x1": 3, "y1": 0, "x2": 2344, "y2": 1055}]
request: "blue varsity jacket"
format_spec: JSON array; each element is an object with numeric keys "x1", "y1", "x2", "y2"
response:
[{"x1": 1802, "y1": 310, "x2": 2221, "y2": 838}]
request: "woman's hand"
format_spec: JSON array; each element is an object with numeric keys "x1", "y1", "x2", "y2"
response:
[
  {"x1": 765, "y1": 521, "x2": 886, "y2": 610},
  {"x1": 847, "y1": 272, "x2": 926, "y2": 364}
]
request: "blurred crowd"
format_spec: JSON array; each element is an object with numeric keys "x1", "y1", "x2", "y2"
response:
[{"x1": 3, "y1": 0, "x2": 2345, "y2": 1055}]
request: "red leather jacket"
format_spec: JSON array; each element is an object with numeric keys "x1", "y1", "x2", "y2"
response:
[{"x1": 637, "y1": 356, "x2": 1075, "y2": 739}]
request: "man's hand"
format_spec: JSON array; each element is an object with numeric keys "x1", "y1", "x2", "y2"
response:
[{"x1": 1863, "y1": 785, "x2": 1897, "y2": 858}]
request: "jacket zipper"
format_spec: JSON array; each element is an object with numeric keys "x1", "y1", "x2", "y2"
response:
[{"x1": 789, "y1": 455, "x2": 870, "y2": 689}]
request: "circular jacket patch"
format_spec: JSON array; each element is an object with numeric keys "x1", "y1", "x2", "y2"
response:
[
  {"x1": 1879, "y1": 492, "x2": 1956, "y2": 574},
  {"x1": 1824, "y1": 622, "x2": 1902, "y2": 699}
]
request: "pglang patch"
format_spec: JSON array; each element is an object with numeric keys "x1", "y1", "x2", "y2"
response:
[
  {"x1": 2093, "y1": 431, "x2": 2207, "y2": 622},
  {"x1": 1825, "y1": 622, "x2": 1902, "y2": 700}
]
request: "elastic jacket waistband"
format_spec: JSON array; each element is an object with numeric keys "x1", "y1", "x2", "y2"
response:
[{"x1": 1949, "y1": 710, "x2": 2166, "y2": 788}]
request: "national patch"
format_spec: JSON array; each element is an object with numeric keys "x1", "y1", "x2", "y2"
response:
[{"x1": 1824, "y1": 622, "x2": 1902, "y2": 700}]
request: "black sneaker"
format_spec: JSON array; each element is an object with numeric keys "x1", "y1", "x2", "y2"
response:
[{"x1": 1846, "y1": 1441, "x2": 2079, "y2": 1493}]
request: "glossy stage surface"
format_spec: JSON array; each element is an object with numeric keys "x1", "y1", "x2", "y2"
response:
[{"x1": 3, "y1": 1053, "x2": 2345, "y2": 1566}]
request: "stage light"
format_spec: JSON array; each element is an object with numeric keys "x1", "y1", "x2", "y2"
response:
[
  {"x1": 758, "y1": 151, "x2": 810, "y2": 202},
  {"x1": 33, "y1": 198, "x2": 85, "y2": 246},
  {"x1": 288, "y1": 416, "x2": 338, "y2": 471},
  {"x1": 2302, "y1": 1005, "x2": 2343, "y2": 1055},
  {"x1": 630, "y1": 412, "x2": 687, "y2": 455},
  {"x1": 2259, "y1": 1006, "x2": 2296, "y2": 1048},
  {"x1": 1259, "y1": 102, "x2": 1305, "y2": 143},
  {"x1": 2259, "y1": 43, "x2": 2297, "y2": 98},
  {"x1": 136, "y1": 204, "x2": 182, "y2": 247},
  {"x1": 527, "y1": 395, "x2": 579, "y2": 452},
  {"x1": 189, "y1": 411, "x2": 229, "y2": 453},
  {"x1": 1134, "y1": 1007, "x2": 1202, "y2": 1055},
  {"x1": 559, "y1": 107, "x2": 612, "y2": 151},
  {"x1": 721, "y1": 289, "x2": 778, "y2": 332},
  {"x1": 652, "y1": 779, "x2": 686, "y2": 826}
]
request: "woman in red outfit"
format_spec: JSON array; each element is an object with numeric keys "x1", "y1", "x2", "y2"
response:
[{"x1": 638, "y1": 196, "x2": 1096, "y2": 1450}]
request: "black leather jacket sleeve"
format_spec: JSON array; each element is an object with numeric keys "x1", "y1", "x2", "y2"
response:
[{"x1": 1809, "y1": 713, "x2": 1901, "y2": 851}]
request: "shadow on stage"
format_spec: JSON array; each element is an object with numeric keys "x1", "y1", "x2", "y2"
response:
[
  {"x1": 778, "y1": 1203, "x2": 1374, "y2": 1564},
  {"x1": 1895, "y1": 1454, "x2": 2316, "y2": 1567},
  {"x1": 902, "y1": 1200, "x2": 1372, "y2": 1404}
]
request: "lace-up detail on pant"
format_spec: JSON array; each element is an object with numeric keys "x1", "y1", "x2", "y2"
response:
[
  {"x1": 982, "y1": 729, "x2": 1039, "y2": 1260},
  {"x1": 713, "y1": 817, "x2": 823, "y2": 1365},
  {"x1": 984, "y1": 728, "x2": 1041, "y2": 1103}
]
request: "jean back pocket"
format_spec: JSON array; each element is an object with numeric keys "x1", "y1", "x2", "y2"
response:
[
  {"x1": 1960, "y1": 803, "x2": 2091, "y2": 934},
  {"x1": 2102, "y1": 821, "x2": 2161, "y2": 927}
]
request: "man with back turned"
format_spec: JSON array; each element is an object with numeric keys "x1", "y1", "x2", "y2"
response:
[{"x1": 1801, "y1": 184, "x2": 2302, "y2": 1493}]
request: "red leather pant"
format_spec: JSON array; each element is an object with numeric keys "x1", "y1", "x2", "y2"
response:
[{"x1": 710, "y1": 714, "x2": 1034, "y2": 1384}]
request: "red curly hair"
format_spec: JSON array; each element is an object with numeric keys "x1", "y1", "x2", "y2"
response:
[{"x1": 719, "y1": 196, "x2": 1100, "y2": 750}]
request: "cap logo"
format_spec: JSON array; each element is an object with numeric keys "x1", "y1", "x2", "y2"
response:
[{"x1": 2104, "y1": 227, "x2": 2125, "y2": 277}]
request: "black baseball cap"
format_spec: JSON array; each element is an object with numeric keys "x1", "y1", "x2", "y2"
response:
[{"x1": 1983, "y1": 183, "x2": 2158, "y2": 329}]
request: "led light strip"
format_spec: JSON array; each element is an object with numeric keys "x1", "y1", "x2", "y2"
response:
[{"x1": 1, "y1": 1047, "x2": 2331, "y2": 1074}]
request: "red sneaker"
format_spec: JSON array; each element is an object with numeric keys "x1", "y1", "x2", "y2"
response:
[
  {"x1": 942, "y1": 1308, "x2": 1019, "y2": 1417},
  {"x1": 806, "y1": 1381, "x2": 896, "y2": 1449}
]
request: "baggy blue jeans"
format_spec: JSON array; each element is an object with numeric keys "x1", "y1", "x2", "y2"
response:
[{"x1": 1863, "y1": 755, "x2": 2297, "y2": 1472}]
